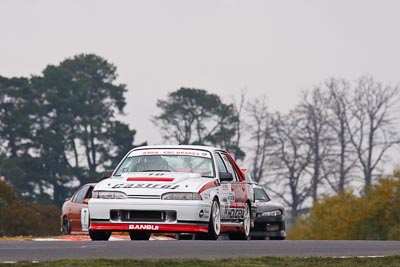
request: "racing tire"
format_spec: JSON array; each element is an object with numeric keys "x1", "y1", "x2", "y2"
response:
[
  {"x1": 62, "y1": 217, "x2": 71, "y2": 235},
  {"x1": 89, "y1": 230, "x2": 111, "y2": 241},
  {"x1": 228, "y1": 203, "x2": 251, "y2": 240},
  {"x1": 129, "y1": 231, "x2": 151, "y2": 240},
  {"x1": 199, "y1": 199, "x2": 221, "y2": 240}
]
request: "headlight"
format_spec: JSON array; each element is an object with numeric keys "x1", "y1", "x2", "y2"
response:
[
  {"x1": 260, "y1": 210, "x2": 282, "y2": 216},
  {"x1": 92, "y1": 191, "x2": 127, "y2": 199},
  {"x1": 162, "y1": 192, "x2": 202, "y2": 200}
]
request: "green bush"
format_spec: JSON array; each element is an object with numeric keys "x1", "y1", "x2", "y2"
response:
[
  {"x1": 0, "y1": 180, "x2": 60, "y2": 236},
  {"x1": 288, "y1": 170, "x2": 400, "y2": 240}
]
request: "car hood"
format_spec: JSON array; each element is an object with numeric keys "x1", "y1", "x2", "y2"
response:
[
  {"x1": 95, "y1": 172, "x2": 214, "y2": 194},
  {"x1": 255, "y1": 200, "x2": 285, "y2": 212}
]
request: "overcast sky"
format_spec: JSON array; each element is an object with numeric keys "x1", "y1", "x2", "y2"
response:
[{"x1": 1, "y1": 0, "x2": 400, "y2": 146}]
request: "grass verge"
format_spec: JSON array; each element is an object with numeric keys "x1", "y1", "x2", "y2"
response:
[{"x1": 2, "y1": 256, "x2": 400, "y2": 267}]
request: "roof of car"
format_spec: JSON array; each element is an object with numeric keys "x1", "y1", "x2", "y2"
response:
[
  {"x1": 132, "y1": 144, "x2": 224, "y2": 153},
  {"x1": 82, "y1": 183, "x2": 97, "y2": 187},
  {"x1": 251, "y1": 183, "x2": 265, "y2": 190}
]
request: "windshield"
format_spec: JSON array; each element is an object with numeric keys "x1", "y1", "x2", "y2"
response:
[
  {"x1": 254, "y1": 187, "x2": 271, "y2": 201},
  {"x1": 114, "y1": 149, "x2": 215, "y2": 177}
]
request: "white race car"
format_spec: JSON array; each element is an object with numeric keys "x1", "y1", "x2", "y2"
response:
[{"x1": 88, "y1": 145, "x2": 254, "y2": 240}]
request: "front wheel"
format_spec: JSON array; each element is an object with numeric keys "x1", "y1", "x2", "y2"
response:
[
  {"x1": 89, "y1": 230, "x2": 111, "y2": 241},
  {"x1": 199, "y1": 199, "x2": 221, "y2": 240},
  {"x1": 129, "y1": 231, "x2": 151, "y2": 240}
]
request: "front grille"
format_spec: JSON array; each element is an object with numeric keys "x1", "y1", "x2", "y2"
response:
[
  {"x1": 110, "y1": 210, "x2": 176, "y2": 222},
  {"x1": 266, "y1": 223, "x2": 280, "y2": 231},
  {"x1": 254, "y1": 222, "x2": 282, "y2": 232}
]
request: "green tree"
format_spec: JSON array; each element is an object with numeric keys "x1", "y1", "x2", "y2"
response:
[
  {"x1": 100, "y1": 121, "x2": 146, "y2": 169},
  {"x1": 154, "y1": 87, "x2": 244, "y2": 159},
  {"x1": 41, "y1": 54, "x2": 128, "y2": 174},
  {"x1": 29, "y1": 54, "x2": 137, "y2": 205},
  {"x1": 0, "y1": 76, "x2": 33, "y2": 157},
  {"x1": 0, "y1": 54, "x2": 141, "y2": 206},
  {"x1": 0, "y1": 77, "x2": 46, "y2": 201}
]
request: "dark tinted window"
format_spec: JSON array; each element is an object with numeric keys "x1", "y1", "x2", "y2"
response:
[
  {"x1": 254, "y1": 187, "x2": 271, "y2": 201},
  {"x1": 72, "y1": 186, "x2": 89, "y2": 204}
]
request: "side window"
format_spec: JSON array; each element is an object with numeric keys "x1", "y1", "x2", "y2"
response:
[
  {"x1": 214, "y1": 153, "x2": 228, "y2": 173},
  {"x1": 220, "y1": 153, "x2": 239, "y2": 181},
  {"x1": 87, "y1": 186, "x2": 94, "y2": 199},
  {"x1": 73, "y1": 186, "x2": 88, "y2": 204}
]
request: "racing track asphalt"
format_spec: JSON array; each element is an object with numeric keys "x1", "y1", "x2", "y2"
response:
[{"x1": 1, "y1": 240, "x2": 400, "y2": 262}]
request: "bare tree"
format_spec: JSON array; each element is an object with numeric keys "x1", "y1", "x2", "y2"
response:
[
  {"x1": 325, "y1": 78, "x2": 358, "y2": 193},
  {"x1": 268, "y1": 111, "x2": 312, "y2": 220},
  {"x1": 229, "y1": 90, "x2": 247, "y2": 160},
  {"x1": 346, "y1": 75, "x2": 400, "y2": 188},
  {"x1": 245, "y1": 96, "x2": 274, "y2": 183},
  {"x1": 296, "y1": 87, "x2": 333, "y2": 203}
]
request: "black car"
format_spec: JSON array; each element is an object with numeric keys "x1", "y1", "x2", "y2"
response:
[{"x1": 250, "y1": 184, "x2": 286, "y2": 240}]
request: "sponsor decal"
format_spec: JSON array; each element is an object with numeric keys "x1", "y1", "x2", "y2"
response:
[
  {"x1": 236, "y1": 187, "x2": 243, "y2": 202},
  {"x1": 112, "y1": 183, "x2": 180, "y2": 189},
  {"x1": 203, "y1": 209, "x2": 210, "y2": 220},
  {"x1": 202, "y1": 193, "x2": 210, "y2": 200},
  {"x1": 129, "y1": 149, "x2": 211, "y2": 158},
  {"x1": 221, "y1": 184, "x2": 230, "y2": 190},
  {"x1": 224, "y1": 208, "x2": 244, "y2": 219},
  {"x1": 129, "y1": 224, "x2": 159, "y2": 230},
  {"x1": 80, "y1": 208, "x2": 89, "y2": 232},
  {"x1": 142, "y1": 151, "x2": 159, "y2": 155},
  {"x1": 199, "y1": 209, "x2": 204, "y2": 218},
  {"x1": 228, "y1": 192, "x2": 235, "y2": 202}
]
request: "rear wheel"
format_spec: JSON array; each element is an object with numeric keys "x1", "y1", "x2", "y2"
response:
[
  {"x1": 89, "y1": 230, "x2": 111, "y2": 241},
  {"x1": 129, "y1": 231, "x2": 151, "y2": 240},
  {"x1": 229, "y1": 203, "x2": 251, "y2": 240},
  {"x1": 62, "y1": 217, "x2": 71, "y2": 235}
]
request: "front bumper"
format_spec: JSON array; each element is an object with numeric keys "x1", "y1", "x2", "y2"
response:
[
  {"x1": 90, "y1": 221, "x2": 209, "y2": 233},
  {"x1": 250, "y1": 215, "x2": 286, "y2": 238},
  {"x1": 89, "y1": 198, "x2": 212, "y2": 232}
]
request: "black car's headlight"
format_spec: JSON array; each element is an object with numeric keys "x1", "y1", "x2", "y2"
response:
[
  {"x1": 260, "y1": 210, "x2": 282, "y2": 216},
  {"x1": 92, "y1": 191, "x2": 127, "y2": 199},
  {"x1": 161, "y1": 192, "x2": 202, "y2": 200}
]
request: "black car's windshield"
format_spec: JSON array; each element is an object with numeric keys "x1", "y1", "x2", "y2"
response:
[
  {"x1": 114, "y1": 149, "x2": 215, "y2": 178},
  {"x1": 254, "y1": 187, "x2": 271, "y2": 201}
]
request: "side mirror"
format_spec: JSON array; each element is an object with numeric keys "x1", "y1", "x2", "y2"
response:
[
  {"x1": 101, "y1": 170, "x2": 113, "y2": 180},
  {"x1": 219, "y1": 172, "x2": 233, "y2": 182}
]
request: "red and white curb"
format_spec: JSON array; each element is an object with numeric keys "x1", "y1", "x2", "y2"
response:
[{"x1": 33, "y1": 235, "x2": 174, "y2": 241}]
